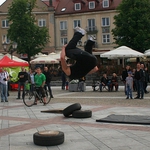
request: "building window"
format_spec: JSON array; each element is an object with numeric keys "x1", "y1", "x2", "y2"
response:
[
  {"x1": 88, "y1": 19, "x2": 96, "y2": 31},
  {"x1": 2, "y1": 35, "x2": 10, "y2": 44},
  {"x1": 89, "y1": 1, "x2": 95, "y2": 9},
  {"x1": 73, "y1": 20, "x2": 81, "y2": 28},
  {"x1": 38, "y1": 19, "x2": 46, "y2": 27},
  {"x1": 2, "y1": 20, "x2": 9, "y2": 28},
  {"x1": 102, "y1": 17, "x2": 110, "y2": 27},
  {"x1": 75, "y1": 3, "x2": 81, "y2": 10},
  {"x1": 103, "y1": 0, "x2": 109, "y2": 8},
  {"x1": 61, "y1": 38, "x2": 67, "y2": 45},
  {"x1": 60, "y1": 21, "x2": 67, "y2": 30},
  {"x1": 102, "y1": 34, "x2": 110, "y2": 43}
]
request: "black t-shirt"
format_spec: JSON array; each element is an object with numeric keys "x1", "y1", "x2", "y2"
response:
[
  {"x1": 69, "y1": 52, "x2": 97, "y2": 80},
  {"x1": 101, "y1": 77, "x2": 108, "y2": 85},
  {"x1": 134, "y1": 69, "x2": 144, "y2": 81},
  {"x1": 43, "y1": 71, "x2": 52, "y2": 83},
  {"x1": 18, "y1": 71, "x2": 28, "y2": 82}
]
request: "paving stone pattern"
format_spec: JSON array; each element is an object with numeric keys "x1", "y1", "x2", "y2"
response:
[{"x1": 0, "y1": 86, "x2": 150, "y2": 150}]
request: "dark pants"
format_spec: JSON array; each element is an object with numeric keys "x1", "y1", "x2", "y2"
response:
[
  {"x1": 136, "y1": 80, "x2": 144, "y2": 98},
  {"x1": 44, "y1": 82, "x2": 53, "y2": 97},
  {"x1": 35, "y1": 87, "x2": 46, "y2": 98},
  {"x1": 65, "y1": 32, "x2": 95, "y2": 58},
  {"x1": 65, "y1": 32, "x2": 97, "y2": 79},
  {"x1": 17, "y1": 82, "x2": 25, "y2": 99}
]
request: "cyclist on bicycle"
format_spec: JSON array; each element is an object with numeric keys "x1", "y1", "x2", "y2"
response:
[{"x1": 34, "y1": 67, "x2": 47, "y2": 105}]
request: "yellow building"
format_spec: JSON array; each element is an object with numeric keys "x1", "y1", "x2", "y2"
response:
[{"x1": 0, "y1": 0, "x2": 122, "y2": 58}]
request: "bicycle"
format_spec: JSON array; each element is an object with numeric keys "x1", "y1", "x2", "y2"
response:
[{"x1": 23, "y1": 85, "x2": 51, "y2": 107}]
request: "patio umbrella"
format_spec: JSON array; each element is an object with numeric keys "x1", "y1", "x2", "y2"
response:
[
  {"x1": 100, "y1": 46, "x2": 144, "y2": 67},
  {"x1": 34, "y1": 52, "x2": 47, "y2": 58},
  {"x1": 30, "y1": 55, "x2": 59, "y2": 64},
  {"x1": 100, "y1": 46, "x2": 144, "y2": 58},
  {"x1": 144, "y1": 49, "x2": 150, "y2": 56},
  {"x1": 48, "y1": 52, "x2": 61, "y2": 61}
]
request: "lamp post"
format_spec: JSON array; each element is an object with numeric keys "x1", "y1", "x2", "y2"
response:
[
  {"x1": 2, "y1": 41, "x2": 7, "y2": 51},
  {"x1": 11, "y1": 42, "x2": 18, "y2": 59},
  {"x1": 2, "y1": 41, "x2": 18, "y2": 59}
]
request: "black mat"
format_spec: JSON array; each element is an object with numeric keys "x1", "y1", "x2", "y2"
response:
[{"x1": 96, "y1": 114, "x2": 150, "y2": 125}]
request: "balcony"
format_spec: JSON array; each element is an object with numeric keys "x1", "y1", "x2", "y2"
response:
[{"x1": 86, "y1": 26, "x2": 98, "y2": 34}]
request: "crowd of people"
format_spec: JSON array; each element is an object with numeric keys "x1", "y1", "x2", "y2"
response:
[
  {"x1": 16, "y1": 67, "x2": 54, "y2": 102},
  {"x1": 0, "y1": 26, "x2": 149, "y2": 101},
  {"x1": 98, "y1": 62, "x2": 149, "y2": 99}
]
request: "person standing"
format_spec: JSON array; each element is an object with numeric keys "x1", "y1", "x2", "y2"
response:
[
  {"x1": 134, "y1": 63, "x2": 144, "y2": 99},
  {"x1": 28, "y1": 68, "x2": 35, "y2": 92},
  {"x1": 144, "y1": 67, "x2": 149, "y2": 94},
  {"x1": 122, "y1": 65, "x2": 131, "y2": 95},
  {"x1": 125, "y1": 71, "x2": 133, "y2": 99},
  {"x1": 16, "y1": 67, "x2": 28, "y2": 99},
  {"x1": 43, "y1": 66, "x2": 54, "y2": 98},
  {"x1": 0, "y1": 68, "x2": 9, "y2": 102},
  {"x1": 34, "y1": 67, "x2": 46, "y2": 105}
]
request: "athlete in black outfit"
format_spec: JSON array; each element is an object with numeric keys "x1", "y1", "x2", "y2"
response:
[{"x1": 60, "y1": 27, "x2": 98, "y2": 80}]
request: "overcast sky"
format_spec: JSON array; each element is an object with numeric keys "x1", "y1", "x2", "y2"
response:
[{"x1": 0, "y1": 0, "x2": 6, "y2": 6}]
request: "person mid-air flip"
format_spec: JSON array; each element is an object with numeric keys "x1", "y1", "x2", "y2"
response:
[{"x1": 60, "y1": 27, "x2": 98, "y2": 80}]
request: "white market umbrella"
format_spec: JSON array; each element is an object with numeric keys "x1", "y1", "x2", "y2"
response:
[
  {"x1": 100, "y1": 46, "x2": 144, "y2": 67},
  {"x1": 48, "y1": 52, "x2": 61, "y2": 60},
  {"x1": 30, "y1": 55, "x2": 59, "y2": 64},
  {"x1": 34, "y1": 52, "x2": 47, "y2": 58},
  {"x1": 144, "y1": 49, "x2": 150, "y2": 56},
  {"x1": 0, "y1": 53, "x2": 4, "y2": 59},
  {"x1": 5, "y1": 53, "x2": 28, "y2": 63},
  {"x1": 100, "y1": 46, "x2": 144, "y2": 58}
]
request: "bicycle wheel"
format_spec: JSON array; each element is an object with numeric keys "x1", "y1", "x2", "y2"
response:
[
  {"x1": 43, "y1": 89, "x2": 51, "y2": 104},
  {"x1": 23, "y1": 91, "x2": 35, "y2": 107}
]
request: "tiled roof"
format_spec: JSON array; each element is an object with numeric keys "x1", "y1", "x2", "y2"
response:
[
  {"x1": 54, "y1": 0, "x2": 122, "y2": 15},
  {"x1": 42, "y1": 0, "x2": 59, "y2": 9}
]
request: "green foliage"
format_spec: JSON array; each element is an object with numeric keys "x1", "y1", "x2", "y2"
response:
[
  {"x1": 112, "y1": 0, "x2": 150, "y2": 53},
  {"x1": 7, "y1": 0, "x2": 50, "y2": 62}
]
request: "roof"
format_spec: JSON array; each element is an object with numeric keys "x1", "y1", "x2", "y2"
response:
[
  {"x1": 54, "y1": 0, "x2": 122, "y2": 15},
  {"x1": 42, "y1": 0, "x2": 60, "y2": 9}
]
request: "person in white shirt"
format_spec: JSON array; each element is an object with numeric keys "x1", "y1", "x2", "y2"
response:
[{"x1": 0, "y1": 68, "x2": 9, "y2": 102}]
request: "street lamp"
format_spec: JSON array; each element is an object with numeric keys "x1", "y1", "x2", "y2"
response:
[
  {"x1": 2, "y1": 41, "x2": 7, "y2": 51},
  {"x1": 12, "y1": 42, "x2": 17, "y2": 49},
  {"x1": 2, "y1": 41, "x2": 18, "y2": 59}
]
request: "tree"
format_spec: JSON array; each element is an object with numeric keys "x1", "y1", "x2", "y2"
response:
[
  {"x1": 7, "y1": 0, "x2": 50, "y2": 62},
  {"x1": 112, "y1": 0, "x2": 150, "y2": 53}
]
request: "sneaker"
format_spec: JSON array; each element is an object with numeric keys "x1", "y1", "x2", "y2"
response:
[
  {"x1": 75, "y1": 26, "x2": 86, "y2": 35},
  {"x1": 126, "y1": 97, "x2": 129, "y2": 99},
  {"x1": 89, "y1": 35, "x2": 96, "y2": 42}
]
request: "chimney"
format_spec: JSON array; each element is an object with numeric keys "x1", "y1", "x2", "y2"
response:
[{"x1": 49, "y1": 0, "x2": 52, "y2": 6}]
